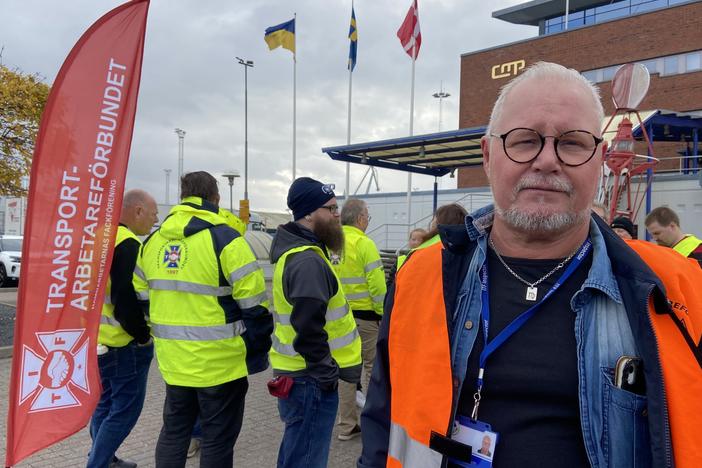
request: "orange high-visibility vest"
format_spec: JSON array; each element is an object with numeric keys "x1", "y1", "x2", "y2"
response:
[
  {"x1": 626, "y1": 240, "x2": 702, "y2": 467},
  {"x1": 387, "y1": 242, "x2": 451, "y2": 467}
]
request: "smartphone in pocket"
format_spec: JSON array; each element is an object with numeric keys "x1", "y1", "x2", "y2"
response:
[{"x1": 614, "y1": 355, "x2": 646, "y2": 395}]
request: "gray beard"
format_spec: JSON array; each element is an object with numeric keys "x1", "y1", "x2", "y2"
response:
[
  {"x1": 493, "y1": 174, "x2": 591, "y2": 235},
  {"x1": 495, "y1": 205, "x2": 590, "y2": 235}
]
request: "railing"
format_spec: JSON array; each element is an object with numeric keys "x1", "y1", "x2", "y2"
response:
[{"x1": 366, "y1": 192, "x2": 493, "y2": 251}]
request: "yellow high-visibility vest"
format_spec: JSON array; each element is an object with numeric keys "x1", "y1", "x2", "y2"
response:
[
  {"x1": 98, "y1": 225, "x2": 141, "y2": 348},
  {"x1": 334, "y1": 225, "x2": 387, "y2": 315},
  {"x1": 270, "y1": 244, "x2": 361, "y2": 372}
]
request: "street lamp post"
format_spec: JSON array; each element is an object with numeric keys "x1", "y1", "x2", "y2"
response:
[
  {"x1": 222, "y1": 171, "x2": 241, "y2": 212},
  {"x1": 174, "y1": 128, "x2": 186, "y2": 199},
  {"x1": 235, "y1": 57, "x2": 254, "y2": 202},
  {"x1": 432, "y1": 83, "x2": 450, "y2": 132},
  {"x1": 164, "y1": 169, "x2": 172, "y2": 205}
]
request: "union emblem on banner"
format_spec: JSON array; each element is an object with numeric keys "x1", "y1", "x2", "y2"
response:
[{"x1": 19, "y1": 329, "x2": 90, "y2": 412}]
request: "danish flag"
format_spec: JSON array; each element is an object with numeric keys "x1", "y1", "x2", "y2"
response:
[{"x1": 397, "y1": 0, "x2": 421, "y2": 59}]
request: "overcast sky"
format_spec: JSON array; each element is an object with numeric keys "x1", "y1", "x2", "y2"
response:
[{"x1": 2, "y1": 0, "x2": 536, "y2": 212}]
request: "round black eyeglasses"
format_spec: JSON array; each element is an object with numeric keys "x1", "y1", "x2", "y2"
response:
[{"x1": 489, "y1": 128, "x2": 603, "y2": 167}]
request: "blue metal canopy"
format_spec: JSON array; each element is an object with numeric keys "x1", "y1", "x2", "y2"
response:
[
  {"x1": 630, "y1": 109, "x2": 702, "y2": 144},
  {"x1": 321, "y1": 126, "x2": 487, "y2": 177}
]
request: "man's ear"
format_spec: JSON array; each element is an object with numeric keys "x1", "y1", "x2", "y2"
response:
[{"x1": 481, "y1": 136, "x2": 491, "y2": 181}]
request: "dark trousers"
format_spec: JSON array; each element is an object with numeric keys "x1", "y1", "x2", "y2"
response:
[
  {"x1": 155, "y1": 377, "x2": 248, "y2": 468},
  {"x1": 88, "y1": 341, "x2": 153, "y2": 468}
]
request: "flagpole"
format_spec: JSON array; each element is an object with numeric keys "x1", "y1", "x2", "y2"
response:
[
  {"x1": 406, "y1": 42, "x2": 416, "y2": 234},
  {"x1": 293, "y1": 54, "x2": 296, "y2": 182},
  {"x1": 292, "y1": 13, "x2": 297, "y2": 182},
  {"x1": 346, "y1": 66, "x2": 352, "y2": 198}
]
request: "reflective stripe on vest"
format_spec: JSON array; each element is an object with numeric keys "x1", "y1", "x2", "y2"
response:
[
  {"x1": 99, "y1": 226, "x2": 141, "y2": 347},
  {"x1": 673, "y1": 235, "x2": 702, "y2": 258},
  {"x1": 151, "y1": 320, "x2": 246, "y2": 341},
  {"x1": 388, "y1": 241, "x2": 454, "y2": 467},
  {"x1": 341, "y1": 276, "x2": 366, "y2": 284},
  {"x1": 237, "y1": 291, "x2": 267, "y2": 309},
  {"x1": 134, "y1": 264, "x2": 145, "y2": 281},
  {"x1": 388, "y1": 423, "x2": 442, "y2": 468},
  {"x1": 228, "y1": 261, "x2": 260, "y2": 284},
  {"x1": 346, "y1": 291, "x2": 370, "y2": 300},
  {"x1": 272, "y1": 327, "x2": 359, "y2": 356},
  {"x1": 100, "y1": 315, "x2": 120, "y2": 327},
  {"x1": 365, "y1": 259, "x2": 383, "y2": 272},
  {"x1": 148, "y1": 279, "x2": 232, "y2": 296}
]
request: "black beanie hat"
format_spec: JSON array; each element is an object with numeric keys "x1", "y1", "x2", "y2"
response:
[
  {"x1": 611, "y1": 216, "x2": 636, "y2": 238},
  {"x1": 287, "y1": 177, "x2": 336, "y2": 220}
]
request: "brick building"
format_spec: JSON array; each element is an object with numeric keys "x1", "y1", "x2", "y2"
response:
[{"x1": 458, "y1": 0, "x2": 702, "y2": 187}]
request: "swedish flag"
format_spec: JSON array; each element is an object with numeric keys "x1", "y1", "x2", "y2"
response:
[
  {"x1": 264, "y1": 19, "x2": 295, "y2": 54},
  {"x1": 348, "y1": 8, "x2": 357, "y2": 71}
]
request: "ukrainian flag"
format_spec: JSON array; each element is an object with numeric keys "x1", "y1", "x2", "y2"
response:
[
  {"x1": 348, "y1": 8, "x2": 357, "y2": 71},
  {"x1": 264, "y1": 19, "x2": 295, "y2": 54}
]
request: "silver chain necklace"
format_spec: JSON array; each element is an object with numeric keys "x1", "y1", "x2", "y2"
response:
[{"x1": 488, "y1": 237, "x2": 579, "y2": 301}]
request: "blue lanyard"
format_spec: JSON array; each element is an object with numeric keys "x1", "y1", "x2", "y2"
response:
[{"x1": 475, "y1": 238, "x2": 592, "y2": 399}]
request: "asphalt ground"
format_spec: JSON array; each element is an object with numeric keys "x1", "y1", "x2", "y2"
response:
[{"x1": 0, "y1": 286, "x2": 364, "y2": 467}]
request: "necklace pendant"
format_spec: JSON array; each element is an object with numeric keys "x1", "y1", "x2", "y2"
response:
[{"x1": 526, "y1": 286, "x2": 538, "y2": 301}]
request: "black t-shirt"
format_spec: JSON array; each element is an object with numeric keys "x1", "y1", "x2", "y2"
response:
[{"x1": 455, "y1": 243, "x2": 592, "y2": 468}]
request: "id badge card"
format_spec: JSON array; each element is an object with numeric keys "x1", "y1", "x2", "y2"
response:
[{"x1": 450, "y1": 416, "x2": 498, "y2": 467}]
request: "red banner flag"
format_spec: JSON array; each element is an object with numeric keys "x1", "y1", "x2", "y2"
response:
[
  {"x1": 397, "y1": 0, "x2": 421, "y2": 59},
  {"x1": 5, "y1": 1, "x2": 150, "y2": 464}
]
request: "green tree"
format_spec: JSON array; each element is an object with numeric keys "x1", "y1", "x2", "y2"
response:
[{"x1": 0, "y1": 65, "x2": 50, "y2": 196}]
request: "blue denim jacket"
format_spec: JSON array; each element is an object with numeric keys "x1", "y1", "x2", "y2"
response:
[{"x1": 449, "y1": 205, "x2": 658, "y2": 468}]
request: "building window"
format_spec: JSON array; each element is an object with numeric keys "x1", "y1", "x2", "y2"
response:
[
  {"x1": 581, "y1": 50, "x2": 701, "y2": 83},
  {"x1": 685, "y1": 52, "x2": 701, "y2": 71},
  {"x1": 543, "y1": 0, "x2": 691, "y2": 35},
  {"x1": 638, "y1": 59, "x2": 658, "y2": 75},
  {"x1": 582, "y1": 70, "x2": 598, "y2": 83},
  {"x1": 602, "y1": 66, "x2": 619, "y2": 82},
  {"x1": 663, "y1": 56, "x2": 679, "y2": 75}
]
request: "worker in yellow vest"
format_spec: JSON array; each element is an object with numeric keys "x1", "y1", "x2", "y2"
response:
[
  {"x1": 334, "y1": 198, "x2": 386, "y2": 441},
  {"x1": 135, "y1": 172, "x2": 272, "y2": 468},
  {"x1": 89, "y1": 189, "x2": 158, "y2": 468},
  {"x1": 270, "y1": 177, "x2": 361, "y2": 468},
  {"x1": 645, "y1": 206, "x2": 702, "y2": 266}
]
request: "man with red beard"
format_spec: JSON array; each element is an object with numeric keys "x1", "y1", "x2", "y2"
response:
[{"x1": 270, "y1": 177, "x2": 362, "y2": 468}]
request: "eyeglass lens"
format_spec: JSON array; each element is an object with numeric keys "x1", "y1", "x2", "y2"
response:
[{"x1": 502, "y1": 128, "x2": 599, "y2": 165}]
